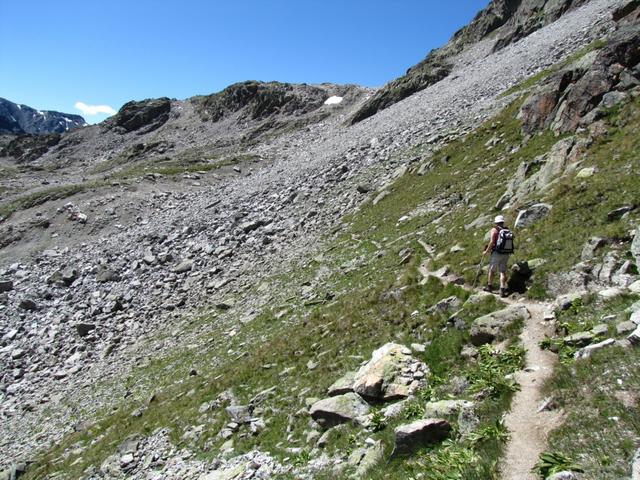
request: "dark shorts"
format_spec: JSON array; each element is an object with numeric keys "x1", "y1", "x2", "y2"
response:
[{"x1": 489, "y1": 251, "x2": 509, "y2": 273}]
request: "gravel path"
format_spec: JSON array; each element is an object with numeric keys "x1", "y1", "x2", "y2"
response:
[{"x1": 500, "y1": 298, "x2": 563, "y2": 480}]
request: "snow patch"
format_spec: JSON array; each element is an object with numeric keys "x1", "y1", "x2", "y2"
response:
[{"x1": 324, "y1": 96, "x2": 343, "y2": 105}]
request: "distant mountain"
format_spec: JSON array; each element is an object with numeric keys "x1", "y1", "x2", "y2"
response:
[{"x1": 0, "y1": 97, "x2": 86, "y2": 135}]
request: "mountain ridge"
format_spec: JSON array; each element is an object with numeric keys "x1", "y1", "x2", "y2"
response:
[{"x1": 0, "y1": 97, "x2": 86, "y2": 136}]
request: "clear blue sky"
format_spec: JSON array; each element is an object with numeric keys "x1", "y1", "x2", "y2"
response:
[{"x1": 0, "y1": 0, "x2": 489, "y2": 123}]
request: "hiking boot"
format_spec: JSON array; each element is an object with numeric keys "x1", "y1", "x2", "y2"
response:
[
  {"x1": 500, "y1": 288, "x2": 508, "y2": 298},
  {"x1": 483, "y1": 285, "x2": 494, "y2": 292}
]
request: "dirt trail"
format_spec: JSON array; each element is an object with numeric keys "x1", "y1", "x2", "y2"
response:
[{"x1": 499, "y1": 297, "x2": 564, "y2": 480}]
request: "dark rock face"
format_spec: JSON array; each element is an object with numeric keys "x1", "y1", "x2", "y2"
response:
[
  {"x1": 0, "y1": 97, "x2": 86, "y2": 135},
  {"x1": 394, "y1": 418, "x2": 451, "y2": 454},
  {"x1": 350, "y1": 0, "x2": 589, "y2": 124},
  {"x1": 192, "y1": 81, "x2": 328, "y2": 123},
  {"x1": 0, "y1": 133, "x2": 61, "y2": 163},
  {"x1": 520, "y1": 24, "x2": 640, "y2": 134},
  {"x1": 109, "y1": 98, "x2": 171, "y2": 134},
  {"x1": 519, "y1": 71, "x2": 574, "y2": 134}
]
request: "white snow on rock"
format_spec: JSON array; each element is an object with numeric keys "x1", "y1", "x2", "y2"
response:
[{"x1": 324, "y1": 96, "x2": 343, "y2": 105}]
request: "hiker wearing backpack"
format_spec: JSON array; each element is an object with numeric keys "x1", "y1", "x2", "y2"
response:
[{"x1": 483, "y1": 215, "x2": 514, "y2": 297}]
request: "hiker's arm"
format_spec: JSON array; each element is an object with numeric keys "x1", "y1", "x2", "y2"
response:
[{"x1": 484, "y1": 229, "x2": 497, "y2": 254}]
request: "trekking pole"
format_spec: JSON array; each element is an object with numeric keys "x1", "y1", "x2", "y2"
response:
[{"x1": 472, "y1": 253, "x2": 486, "y2": 289}]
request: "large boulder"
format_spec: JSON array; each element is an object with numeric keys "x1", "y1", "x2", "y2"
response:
[
  {"x1": 352, "y1": 343, "x2": 426, "y2": 402},
  {"x1": 327, "y1": 371, "x2": 356, "y2": 396},
  {"x1": 514, "y1": 203, "x2": 552, "y2": 228},
  {"x1": 470, "y1": 305, "x2": 530, "y2": 346},
  {"x1": 309, "y1": 392, "x2": 370, "y2": 429},
  {"x1": 394, "y1": 418, "x2": 451, "y2": 454}
]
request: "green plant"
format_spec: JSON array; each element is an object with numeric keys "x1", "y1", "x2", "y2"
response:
[
  {"x1": 468, "y1": 345, "x2": 525, "y2": 398},
  {"x1": 370, "y1": 409, "x2": 387, "y2": 432},
  {"x1": 533, "y1": 451, "x2": 584, "y2": 478},
  {"x1": 404, "y1": 402, "x2": 425, "y2": 420},
  {"x1": 467, "y1": 418, "x2": 510, "y2": 446}
]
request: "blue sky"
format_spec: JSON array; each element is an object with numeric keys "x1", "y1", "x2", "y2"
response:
[{"x1": 0, "y1": 1, "x2": 489, "y2": 124}]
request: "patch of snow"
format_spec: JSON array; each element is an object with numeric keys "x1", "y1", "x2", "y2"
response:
[
  {"x1": 16, "y1": 104, "x2": 22, "y2": 110},
  {"x1": 324, "y1": 96, "x2": 343, "y2": 105}
]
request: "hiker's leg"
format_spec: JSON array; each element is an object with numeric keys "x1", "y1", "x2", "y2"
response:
[
  {"x1": 500, "y1": 272, "x2": 507, "y2": 289},
  {"x1": 487, "y1": 266, "x2": 494, "y2": 287}
]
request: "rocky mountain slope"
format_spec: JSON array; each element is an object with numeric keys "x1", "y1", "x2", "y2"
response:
[
  {"x1": 0, "y1": 98, "x2": 86, "y2": 135},
  {"x1": 1, "y1": 0, "x2": 640, "y2": 479},
  {"x1": 350, "y1": 0, "x2": 593, "y2": 124}
]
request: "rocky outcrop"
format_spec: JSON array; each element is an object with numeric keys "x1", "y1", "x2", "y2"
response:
[
  {"x1": 470, "y1": 305, "x2": 530, "y2": 345},
  {"x1": 109, "y1": 98, "x2": 171, "y2": 134},
  {"x1": 351, "y1": 0, "x2": 590, "y2": 124},
  {"x1": 193, "y1": 81, "x2": 331, "y2": 122},
  {"x1": 352, "y1": 343, "x2": 427, "y2": 401},
  {"x1": 519, "y1": 23, "x2": 640, "y2": 134},
  {"x1": 0, "y1": 97, "x2": 86, "y2": 135},
  {"x1": 0, "y1": 133, "x2": 61, "y2": 163}
]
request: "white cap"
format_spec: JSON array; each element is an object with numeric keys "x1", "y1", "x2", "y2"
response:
[{"x1": 494, "y1": 215, "x2": 505, "y2": 224}]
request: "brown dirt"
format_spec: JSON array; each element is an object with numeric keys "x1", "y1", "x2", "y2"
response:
[{"x1": 499, "y1": 298, "x2": 564, "y2": 480}]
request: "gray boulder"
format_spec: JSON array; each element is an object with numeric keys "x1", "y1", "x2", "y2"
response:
[
  {"x1": 352, "y1": 343, "x2": 424, "y2": 401},
  {"x1": 309, "y1": 392, "x2": 370, "y2": 429},
  {"x1": 423, "y1": 400, "x2": 473, "y2": 417},
  {"x1": 394, "y1": 418, "x2": 451, "y2": 454},
  {"x1": 470, "y1": 305, "x2": 530, "y2": 346},
  {"x1": 632, "y1": 448, "x2": 640, "y2": 480},
  {"x1": 514, "y1": 203, "x2": 552, "y2": 228},
  {"x1": 580, "y1": 237, "x2": 605, "y2": 262},
  {"x1": 327, "y1": 371, "x2": 356, "y2": 396}
]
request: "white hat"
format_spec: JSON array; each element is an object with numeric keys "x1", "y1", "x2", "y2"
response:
[{"x1": 494, "y1": 215, "x2": 505, "y2": 224}]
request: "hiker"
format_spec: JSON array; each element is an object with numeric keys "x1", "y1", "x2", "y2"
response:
[{"x1": 483, "y1": 215, "x2": 514, "y2": 297}]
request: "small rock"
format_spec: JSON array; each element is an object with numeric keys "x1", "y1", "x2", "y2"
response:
[
  {"x1": 18, "y1": 298, "x2": 38, "y2": 311},
  {"x1": 0, "y1": 279, "x2": 13, "y2": 292},
  {"x1": 394, "y1": 418, "x2": 451, "y2": 454},
  {"x1": 309, "y1": 393, "x2": 370, "y2": 429},
  {"x1": 76, "y1": 323, "x2": 96, "y2": 337}
]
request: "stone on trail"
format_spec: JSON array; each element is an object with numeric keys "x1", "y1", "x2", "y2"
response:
[
  {"x1": 309, "y1": 392, "x2": 370, "y2": 429},
  {"x1": 631, "y1": 448, "x2": 640, "y2": 480},
  {"x1": 394, "y1": 418, "x2": 451, "y2": 454},
  {"x1": 470, "y1": 305, "x2": 530, "y2": 346}
]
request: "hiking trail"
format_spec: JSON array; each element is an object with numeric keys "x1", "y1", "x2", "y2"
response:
[
  {"x1": 418, "y1": 262, "x2": 564, "y2": 478},
  {"x1": 498, "y1": 296, "x2": 563, "y2": 480}
]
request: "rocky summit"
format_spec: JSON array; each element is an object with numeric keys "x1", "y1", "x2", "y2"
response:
[{"x1": 1, "y1": 0, "x2": 640, "y2": 479}]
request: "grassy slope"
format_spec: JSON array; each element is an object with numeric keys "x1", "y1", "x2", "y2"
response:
[{"x1": 21, "y1": 66, "x2": 640, "y2": 478}]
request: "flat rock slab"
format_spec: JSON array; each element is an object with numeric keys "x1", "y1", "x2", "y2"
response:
[
  {"x1": 309, "y1": 392, "x2": 370, "y2": 429},
  {"x1": 423, "y1": 400, "x2": 474, "y2": 417},
  {"x1": 200, "y1": 463, "x2": 247, "y2": 480},
  {"x1": 327, "y1": 370, "x2": 356, "y2": 396},
  {"x1": 470, "y1": 305, "x2": 530, "y2": 346},
  {"x1": 394, "y1": 418, "x2": 451, "y2": 454}
]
